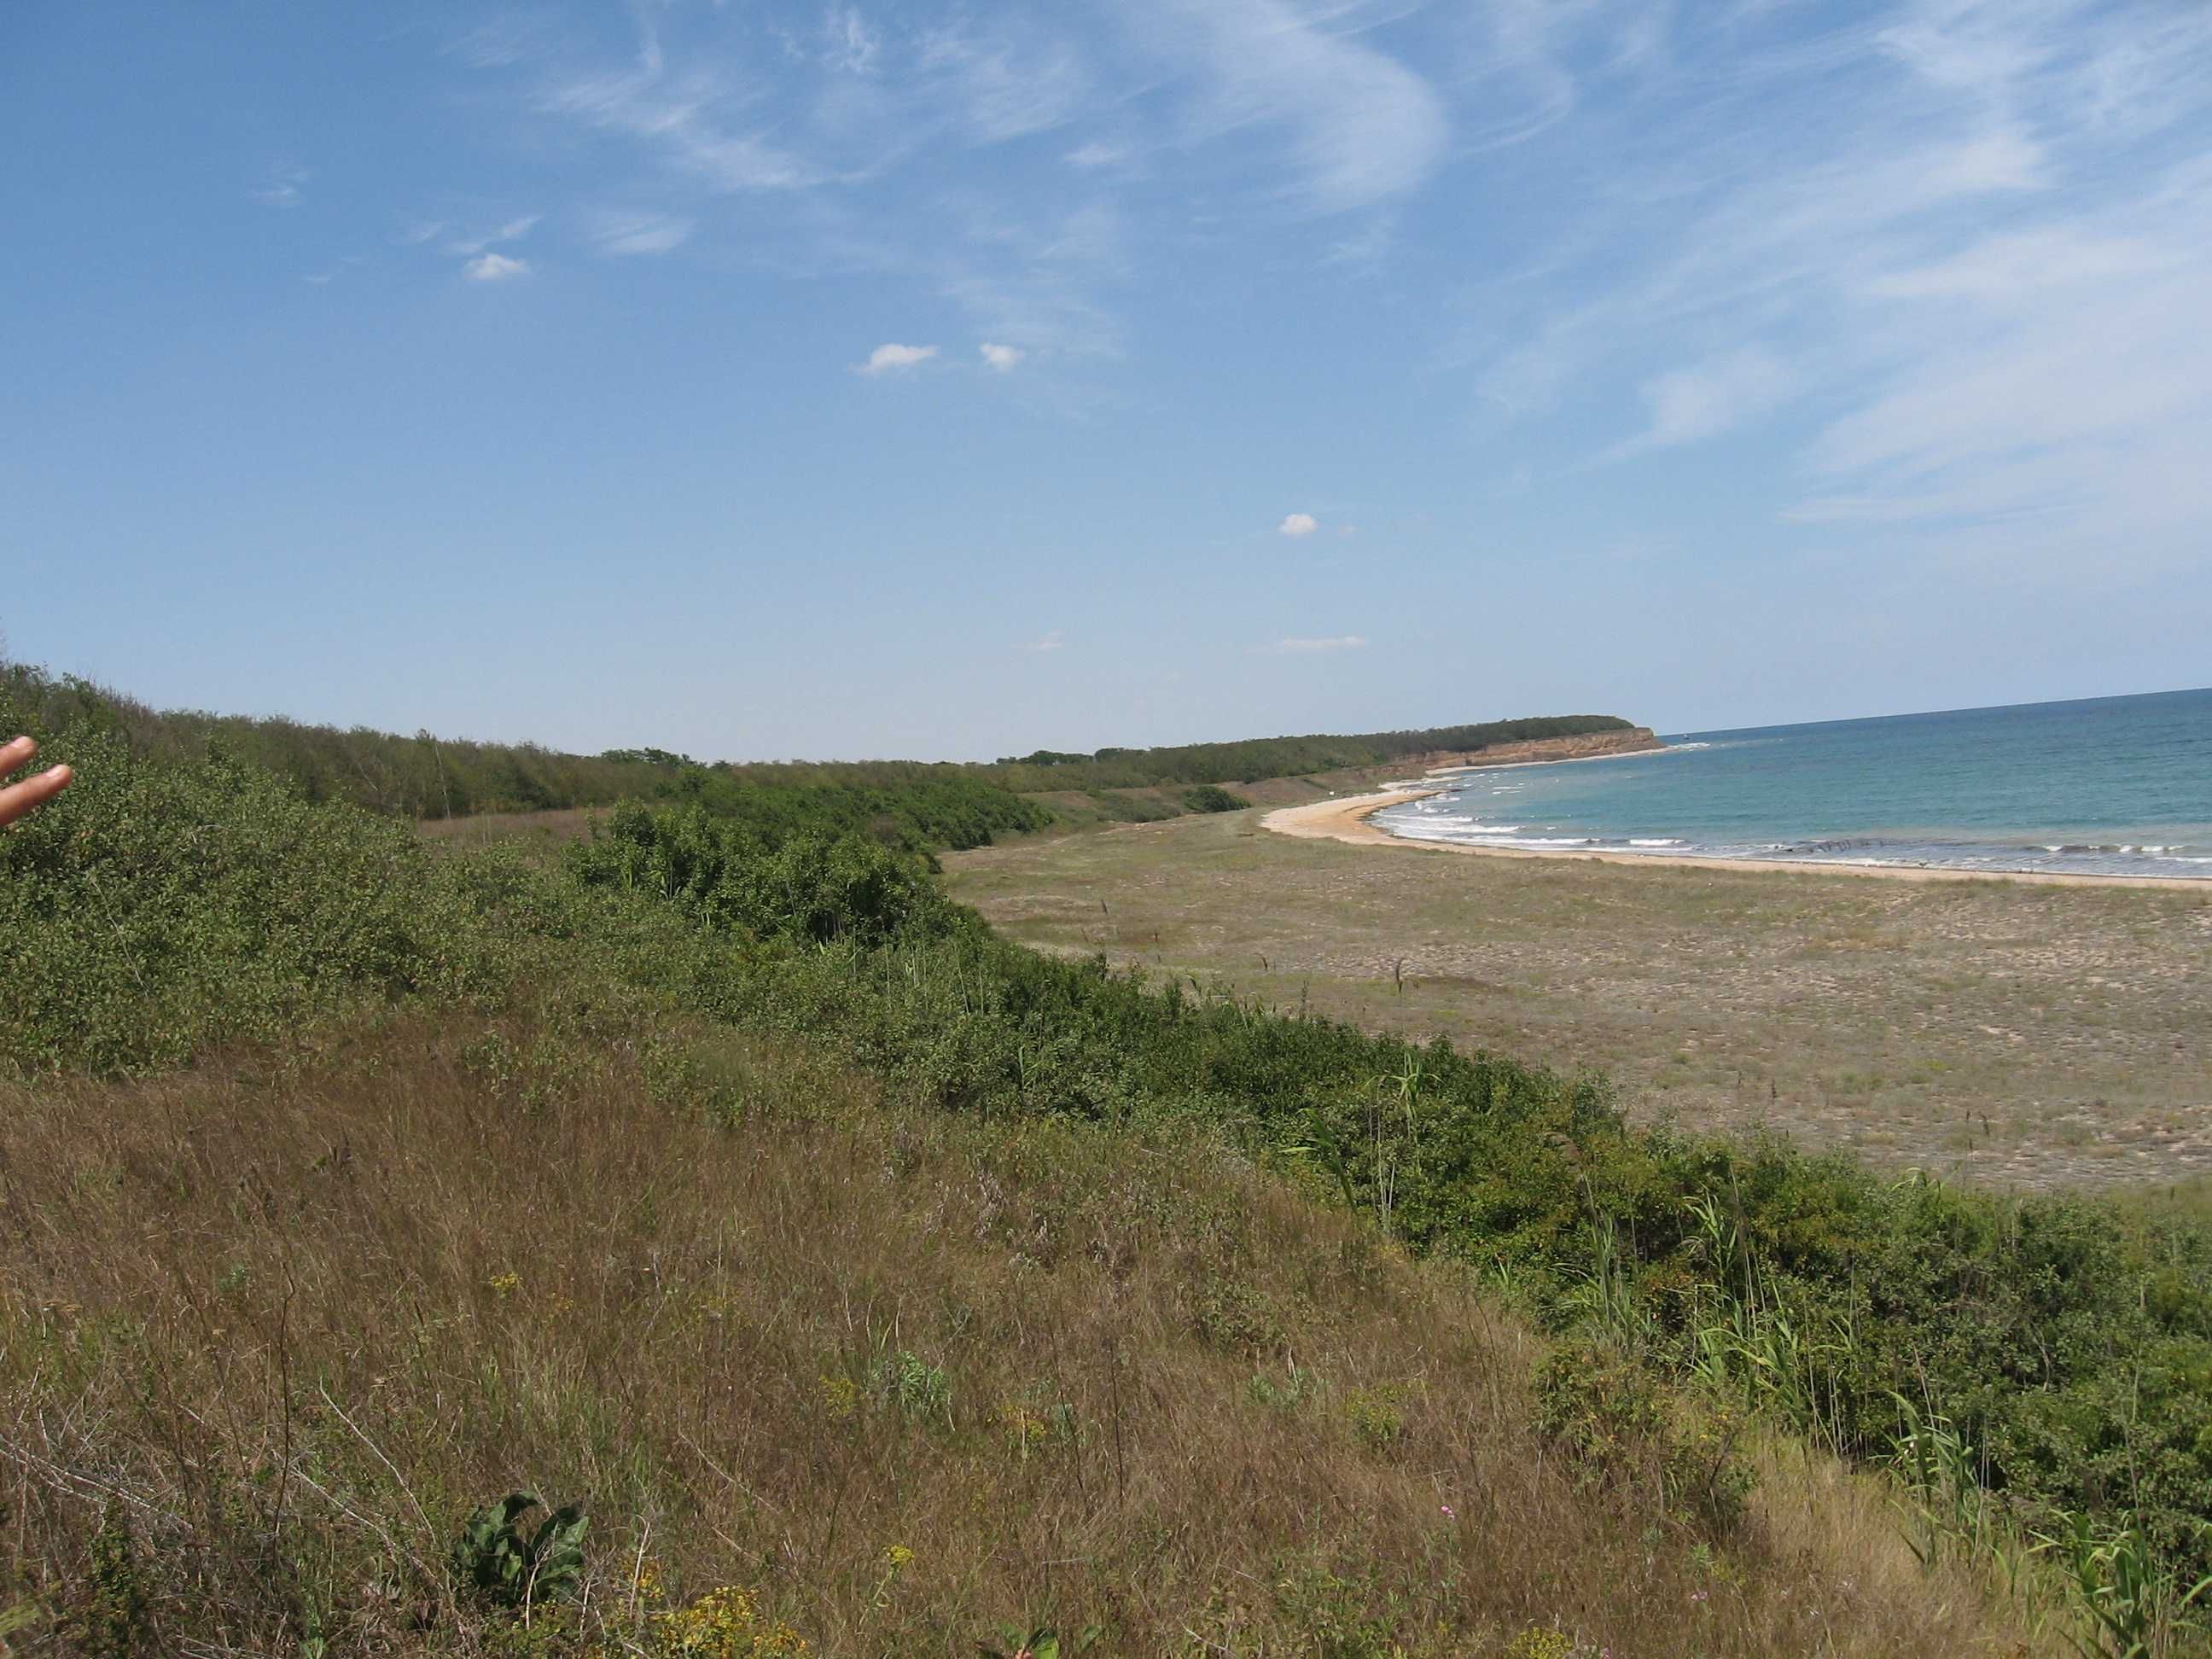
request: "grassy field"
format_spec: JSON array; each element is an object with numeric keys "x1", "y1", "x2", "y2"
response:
[
  {"x1": 945, "y1": 806, "x2": 2212, "y2": 1190},
  {"x1": 3, "y1": 1004, "x2": 2039, "y2": 1656}
]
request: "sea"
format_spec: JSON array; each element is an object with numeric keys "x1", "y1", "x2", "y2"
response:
[{"x1": 1371, "y1": 687, "x2": 2212, "y2": 880}]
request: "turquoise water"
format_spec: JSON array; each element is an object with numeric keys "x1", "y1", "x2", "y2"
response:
[{"x1": 1372, "y1": 688, "x2": 2212, "y2": 879}]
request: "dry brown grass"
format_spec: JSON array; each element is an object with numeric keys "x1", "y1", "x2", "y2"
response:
[
  {"x1": 0, "y1": 999, "x2": 2053, "y2": 1656},
  {"x1": 416, "y1": 807, "x2": 608, "y2": 847},
  {"x1": 945, "y1": 808, "x2": 2212, "y2": 1190}
]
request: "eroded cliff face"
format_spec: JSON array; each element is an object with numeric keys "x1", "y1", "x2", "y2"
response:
[{"x1": 1426, "y1": 726, "x2": 1662, "y2": 771}]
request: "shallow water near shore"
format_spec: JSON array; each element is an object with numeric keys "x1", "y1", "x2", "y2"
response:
[{"x1": 1374, "y1": 686, "x2": 2212, "y2": 879}]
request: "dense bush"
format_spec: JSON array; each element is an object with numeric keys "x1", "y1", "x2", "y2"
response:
[
  {"x1": 0, "y1": 659, "x2": 1052, "y2": 838},
  {"x1": 665, "y1": 766, "x2": 1051, "y2": 854},
  {"x1": 1183, "y1": 785, "x2": 1254, "y2": 813},
  {"x1": 1, "y1": 659, "x2": 679, "y2": 817},
  {"x1": 568, "y1": 801, "x2": 958, "y2": 947},
  {"x1": 0, "y1": 719, "x2": 510, "y2": 1074}
]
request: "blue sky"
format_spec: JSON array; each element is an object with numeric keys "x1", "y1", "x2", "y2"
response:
[{"x1": 5, "y1": 1, "x2": 2209, "y2": 760}]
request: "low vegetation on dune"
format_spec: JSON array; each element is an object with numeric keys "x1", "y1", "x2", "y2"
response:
[
  {"x1": 0, "y1": 661, "x2": 674, "y2": 819},
  {"x1": 0, "y1": 663, "x2": 1633, "y2": 833},
  {"x1": 1181, "y1": 785, "x2": 1254, "y2": 815},
  {"x1": 2, "y1": 670, "x2": 2208, "y2": 1653},
  {"x1": 0, "y1": 664, "x2": 1045, "y2": 840}
]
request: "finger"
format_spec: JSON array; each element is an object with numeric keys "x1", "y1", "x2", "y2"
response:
[
  {"x1": 0, "y1": 735, "x2": 32, "y2": 778},
  {"x1": 0, "y1": 763, "x2": 72, "y2": 829}
]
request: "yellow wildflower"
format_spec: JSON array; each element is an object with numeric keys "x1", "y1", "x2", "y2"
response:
[{"x1": 650, "y1": 1585, "x2": 808, "y2": 1656}]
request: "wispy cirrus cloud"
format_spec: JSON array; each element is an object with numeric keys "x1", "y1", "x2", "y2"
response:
[
  {"x1": 821, "y1": 8, "x2": 882, "y2": 77},
  {"x1": 303, "y1": 254, "x2": 364, "y2": 286},
  {"x1": 1618, "y1": 347, "x2": 1793, "y2": 455},
  {"x1": 1016, "y1": 629, "x2": 1066, "y2": 653},
  {"x1": 251, "y1": 165, "x2": 308, "y2": 208},
  {"x1": 439, "y1": 0, "x2": 1452, "y2": 387},
  {"x1": 585, "y1": 209, "x2": 695, "y2": 256},
  {"x1": 447, "y1": 216, "x2": 538, "y2": 257},
  {"x1": 424, "y1": 0, "x2": 2212, "y2": 543},
  {"x1": 535, "y1": 16, "x2": 830, "y2": 194},
  {"x1": 1125, "y1": 0, "x2": 1447, "y2": 212},
  {"x1": 1260, "y1": 633, "x2": 1368, "y2": 654},
  {"x1": 1453, "y1": 0, "x2": 2212, "y2": 575},
  {"x1": 914, "y1": 15, "x2": 1091, "y2": 144},
  {"x1": 445, "y1": 14, "x2": 559, "y2": 70},
  {"x1": 1065, "y1": 140, "x2": 1127, "y2": 170}
]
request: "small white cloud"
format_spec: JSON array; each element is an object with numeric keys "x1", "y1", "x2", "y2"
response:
[
  {"x1": 397, "y1": 218, "x2": 447, "y2": 247},
  {"x1": 859, "y1": 342, "x2": 940, "y2": 375},
  {"x1": 1278, "y1": 512, "x2": 1319, "y2": 537},
  {"x1": 979, "y1": 341, "x2": 1024, "y2": 372},
  {"x1": 251, "y1": 166, "x2": 309, "y2": 208},
  {"x1": 1016, "y1": 630, "x2": 1066, "y2": 654},
  {"x1": 1065, "y1": 141, "x2": 1126, "y2": 169},
  {"x1": 1261, "y1": 635, "x2": 1368, "y2": 654},
  {"x1": 587, "y1": 211, "x2": 695, "y2": 257},
  {"x1": 463, "y1": 252, "x2": 530, "y2": 282}
]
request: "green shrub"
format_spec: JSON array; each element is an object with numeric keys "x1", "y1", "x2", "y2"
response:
[
  {"x1": 72, "y1": 1504, "x2": 148, "y2": 1658},
  {"x1": 1267, "y1": 1564, "x2": 1402, "y2": 1659},
  {"x1": 0, "y1": 719, "x2": 504, "y2": 1076},
  {"x1": 1535, "y1": 1342, "x2": 1755, "y2": 1538},
  {"x1": 449, "y1": 1493, "x2": 590, "y2": 1608},
  {"x1": 1194, "y1": 1274, "x2": 1289, "y2": 1355},
  {"x1": 567, "y1": 804, "x2": 956, "y2": 946},
  {"x1": 1342, "y1": 1382, "x2": 1410, "y2": 1450},
  {"x1": 1182, "y1": 784, "x2": 1253, "y2": 813},
  {"x1": 868, "y1": 1348, "x2": 953, "y2": 1426},
  {"x1": 0, "y1": 658, "x2": 1057, "y2": 832}
]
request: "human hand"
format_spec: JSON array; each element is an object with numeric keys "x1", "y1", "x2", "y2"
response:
[{"x1": 0, "y1": 736, "x2": 72, "y2": 828}]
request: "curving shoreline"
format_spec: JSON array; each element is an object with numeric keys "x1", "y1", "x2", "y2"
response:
[{"x1": 1260, "y1": 789, "x2": 2212, "y2": 891}]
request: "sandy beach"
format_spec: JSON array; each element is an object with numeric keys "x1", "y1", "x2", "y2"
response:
[{"x1": 1262, "y1": 789, "x2": 2212, "y2": 892}]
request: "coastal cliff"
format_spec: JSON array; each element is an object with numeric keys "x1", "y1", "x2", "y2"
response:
[{"x1": 1428, "y1": 725, "x2": 1663, "y2": 771}]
